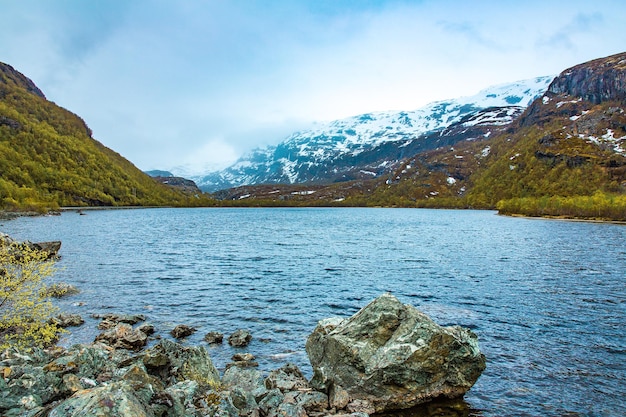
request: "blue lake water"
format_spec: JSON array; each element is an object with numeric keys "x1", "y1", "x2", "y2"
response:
[{"x1": 1, "y1": 208, "x2": 625, "y2": 416}]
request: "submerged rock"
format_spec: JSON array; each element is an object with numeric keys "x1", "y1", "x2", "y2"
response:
[{"x1": 306, "y1": 293, "x2": 486, "y2": 413}]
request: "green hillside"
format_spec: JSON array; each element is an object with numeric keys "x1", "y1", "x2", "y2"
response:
[{"x1": 0, "y1": 63, "x2": 214, "y2": 211}]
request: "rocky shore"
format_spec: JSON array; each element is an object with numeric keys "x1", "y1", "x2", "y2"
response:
[{"x1": 0, "y1": 294, "x2": 486, "y2": 417}]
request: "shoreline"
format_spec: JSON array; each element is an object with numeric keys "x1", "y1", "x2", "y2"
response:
[
  {"x1": 498, "y1": 212, "x2": 626, "y2": 225},
  {"x1": 2, "y1": 206, "x2": 624, "y2": 225}
]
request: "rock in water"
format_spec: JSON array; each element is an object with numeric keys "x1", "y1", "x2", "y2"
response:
[
  {"x1": 170, "y1": 324, "x2": 196, "y2": 339},
  {"x1": 305, "y1": 293, "x2": 486, "y2": 413},
  {"x1": 228, "y1": 329, "x2": 252, "y2": 347}
]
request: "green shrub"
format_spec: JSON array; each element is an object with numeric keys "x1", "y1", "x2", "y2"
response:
[{"x1": 0, "y1": 242, "x2": 63, "y2": 349}]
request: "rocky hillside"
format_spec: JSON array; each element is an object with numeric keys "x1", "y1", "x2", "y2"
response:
[
  {"x1": 0, "y1": 62, "x2": 213, "y2": 211},
  {"x1": 214, "y1": 53, "x2": 626, "y2": 220},
  {"x1": 364, "y1": 52, "x2": 626, "y2": 219},
  {"x1": 197, "y1": 77, "x2": 553, "y2": 192}
]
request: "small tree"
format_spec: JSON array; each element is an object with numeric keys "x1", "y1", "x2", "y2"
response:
[{"x1": 0, "y1": 242, "x2": 61, "y2": 349}]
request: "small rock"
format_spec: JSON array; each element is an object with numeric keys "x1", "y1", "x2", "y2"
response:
[
  {"x1": 232, "y1": 353, "x2": 255, "y2": 362},
  {"x1": 95, "y1": 313, "x2": 146, "y2": 330},
  {"x1": 258, "y1": 388, "x2": 284, "y2": 416},
  {"x1": 171, "y1": 324, "x2": 196, "y2": 339},
  {"x1": 346, "y1": 399, "x2": 376, "y2": 415},
  {"x1": 228, "y1": 329, "x2": 252, "y2": 347},
  {"x1": 51, "y1": 313, "x2": 84, "y2": 328},
  {"x1": 204, "y1": 331, "x2": 224, "y2": 344},
  {"x1": 45, "y1": 282, "x2": 80, "y2": 298},
  {"x1": 329, "y1": 384, "x2": 350, "y2": 410},
  {"x1": 94, "y1": 323, "x2": 148, "y2": 351},
  {"x1": 137, "y1": 323, "x2": 155, "y2": 336},
  {"x1": 265, "y1": 363, "x2": 310, "y2": 393},
  {"x1": 297, "y1": 391, "x2": 329, "y2": 413}
]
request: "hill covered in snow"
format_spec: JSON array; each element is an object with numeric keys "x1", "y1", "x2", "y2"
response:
[{"x1": 196, "y1": 76, "x2": 554, "y2": 192}]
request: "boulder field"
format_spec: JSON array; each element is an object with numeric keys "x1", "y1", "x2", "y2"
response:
[{"x1": 0, "y1": 294, "x2": 485, "y2": 417}]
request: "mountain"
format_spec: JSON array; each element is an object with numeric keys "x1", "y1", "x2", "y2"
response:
[
  {"x1": 145, "y1": 170, "x2": 174, "y2": 178},
  {"x1": 363, "y1": 52, "x2": 625, "y2": 217},
  {"x1": 0, "y1": 62, "x2": 213, "y2": 211},
  {"x1": 197, "y1": 76, "x2": 554, "y2": 192},
  {"x1": 212, "y1": 52, "x2": 626, "y2": 220}
]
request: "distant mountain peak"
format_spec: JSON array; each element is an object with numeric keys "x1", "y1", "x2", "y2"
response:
[{"x1": 196, "y1": 76, "x2": 555, "y2": 192}]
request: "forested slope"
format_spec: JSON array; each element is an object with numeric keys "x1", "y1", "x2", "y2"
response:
[{"x1": 0, "y1": 62, "x2": 213, "y2": 211}]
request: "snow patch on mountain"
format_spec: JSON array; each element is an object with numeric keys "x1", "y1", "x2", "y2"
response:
[{"x1": 196, "y1": 76, "x2": 555, "y2": 192}]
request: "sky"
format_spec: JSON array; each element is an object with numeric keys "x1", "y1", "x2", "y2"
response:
[{"x1": 1, "y1": 0, "x2": 625, "y2": 176}]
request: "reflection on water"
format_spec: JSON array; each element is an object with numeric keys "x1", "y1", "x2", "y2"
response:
[{"x1": 2, "y1": 208, "x2": 625, "y2": 416}]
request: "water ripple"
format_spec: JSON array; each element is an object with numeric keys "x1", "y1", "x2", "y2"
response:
[{"x1": 2, "y1": 208, "x2": 625, "y2": 416}]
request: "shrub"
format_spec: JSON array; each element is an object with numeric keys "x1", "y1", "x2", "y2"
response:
[{"x1": 0, "y1": 242, "x2": 62, "y2": 349}]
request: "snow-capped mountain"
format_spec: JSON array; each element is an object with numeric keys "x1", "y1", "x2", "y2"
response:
[{"x1": 196, "y1": 76, "x2": 554, "y2": 192}]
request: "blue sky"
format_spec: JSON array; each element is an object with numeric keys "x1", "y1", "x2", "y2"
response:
[{"x1": 1, "y1": 0, "x2": 625, "y2": 175}]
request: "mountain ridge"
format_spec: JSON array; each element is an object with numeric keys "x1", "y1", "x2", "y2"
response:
[
  {"x1": 211, "y1": 52, "x2": 626, "y2": 220},
  {"x1": 196, "y1": 76, "x2": 553, "y2": 192}
]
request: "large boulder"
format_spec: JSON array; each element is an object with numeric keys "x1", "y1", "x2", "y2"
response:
[{"x1": 305, "y1": 293, "x2": 486, "y2": 413}]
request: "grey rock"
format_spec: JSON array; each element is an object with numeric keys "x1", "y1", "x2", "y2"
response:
[
  {"x1": 230, "y1": 386, "x2": 258, "y2": 415},
  {"x1": 295, "y1": 390, "x2": 329, "y2": 413},
  {"x1": 264, "y1": 363, "x2": 310, "y2": 393},
  {"x1": 306, "y1": 293, "x2": 486, "y2": 413},
  {"x1": 223, "y1": 365, "x2": 265, "y2": 393},
  {"x1": 227, "y1": 352, "x2": 259, "y2": 370},
  {"x1": 275, "y1": 402, "x2": 307, "y2": 417},
  {"x1": 95, "y1": 313, "x2": 146, "y2": 330},
  {"x1": 228, "y1": 329, "x2": 252, "y2": 347},
  {"x1": 223, "y1": 366, "x2": 266, "y2": 415},
  {"x1": 258, "y1": 388, "x2": 284, "y2": 416},
  {"x1": 45, "y1": 282, "x2": 80, "y2": 298},
  {"x1": 143, "y1": 339, "x2": 220, "y2": 386},
  {"x1": 329, "y1": 383, "x2": 350, "y2": 410},
  {"x1": 48, "y1": 381, "x2": 151, "y2": 417},
  {"x1": 31, "y1": 241, "x2": 62, "y2": 259}
]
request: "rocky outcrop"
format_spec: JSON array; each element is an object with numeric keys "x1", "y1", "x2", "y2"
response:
[
  {"x1": 0, "y1": 62, "x2": 46, "y2": 98},
  {"x1": 547, "y1": 52, "x2": 626, "y2": 105},
  {"x1": 306, "y1": 293, "x2": 486, "y2": 413},
  {"x1": 521, "y1": 52, "x2": 626, "y2": 129}
]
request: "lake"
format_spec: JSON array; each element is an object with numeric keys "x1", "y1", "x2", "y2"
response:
[{"x1": 1, "y1": 208, "x2": 625, "y2": 416}]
